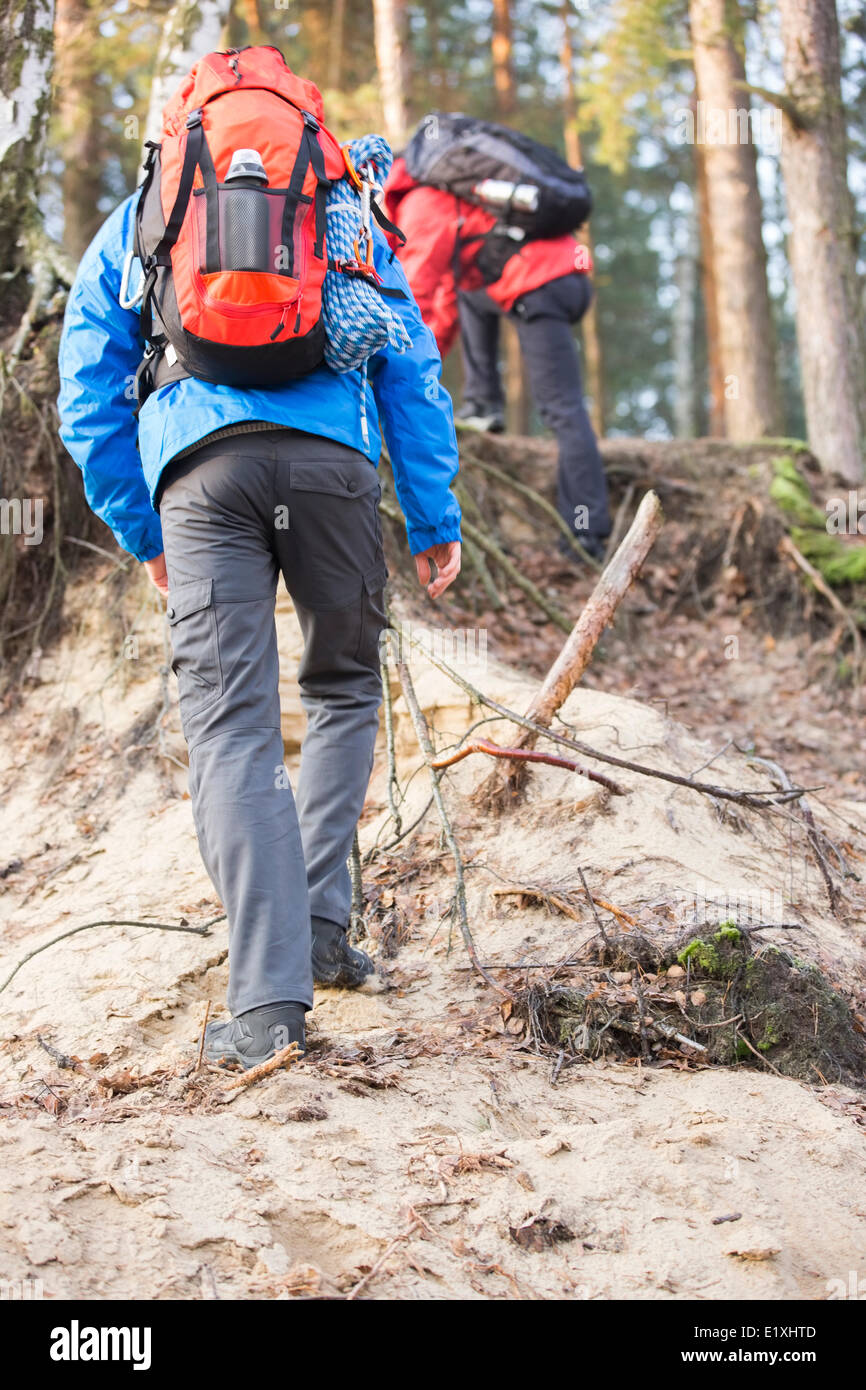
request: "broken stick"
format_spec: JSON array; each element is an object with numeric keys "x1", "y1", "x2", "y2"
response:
[
  {"x1": 482, "y1": 489, "x2": 663, "y2": 808},
  {"x1": 523, "y1": 489, "x2": 663, "y2": 736},
  {"x1": 221, "y1": 1042, "x2": 301, "y2": 1091}
]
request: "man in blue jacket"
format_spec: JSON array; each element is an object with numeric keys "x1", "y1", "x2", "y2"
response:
[{"x1": 58, "y1": 193, "x2": 462, "y2": 1068}]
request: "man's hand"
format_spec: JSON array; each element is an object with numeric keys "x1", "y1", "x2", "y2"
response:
[
  {"x1": 144, "y1": 552, "x2": 169, "y2": 597},
  {"x1": 414, "y1": 541, "x2": 461, "y2": 600}
]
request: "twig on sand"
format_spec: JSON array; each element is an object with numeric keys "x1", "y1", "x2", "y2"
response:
[
  {"x1": 345, "y1": 1219, "x2": 420, "y2": 1300},
  {"x1": 491, "y1": 882, "x2": 637, "y2": 928},
  {"x1": 36, "y1": 1034, "x2": 93, "y2": 1075},
  {"x1": 578, "y1": 867, "x2": 610, "y2": 950},
  {"x1": 195, "y1": 1001, "x2": 211, "y2": 1074},
  {"x1": 747, "y1": 754, "x2": 841, "y2": 914},
  {"x1": 345, "y1": 1207, "x2": 435, "y2": 1301},
  {"x1": 221, "y1": 1042, "x2": 302, "y2": 1092},
  {"x1": 389, "y1": 634, "x2": 509, "y2": 998},
  {"x1": 0, "y1": 915, "x2": 224, "y2": 997}
]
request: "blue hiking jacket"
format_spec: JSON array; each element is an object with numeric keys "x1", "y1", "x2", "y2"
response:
[{"x1": 58, "y1": 194, "x2": 462, "y2": 561}]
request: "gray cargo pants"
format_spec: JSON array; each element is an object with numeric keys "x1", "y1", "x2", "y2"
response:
[{"x1": 157, "y1": 427, "x2": 387, "y2": 1016}]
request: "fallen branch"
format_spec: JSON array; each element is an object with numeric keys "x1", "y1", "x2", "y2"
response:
[
  {"x1": 348, "y1": 829, "x2": 366, "y2": 942},
  {"x1": 482, "y1": 490, "x2": 663, "y2": 808},
  {"x1": 399, "y1": 629, "x2": 808, "y2": 810},
  {"x1": 462, "y1": 535, "x2": 505, "y2": 609},
  {"x1": 430, "y1": 736, "x2": 623, "y2": 793},
  {"x1": 578, "y1": 866, "x2": 610, "y2": 950},
  {"x1": 380, "y1": 647, "x2": 403, "y2": 838}
]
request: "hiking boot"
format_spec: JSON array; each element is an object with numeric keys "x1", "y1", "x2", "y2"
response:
[
  {"x1": 203, "y1": 1001, "x2": 306, "y2": 1069},
  {"x1": 455, "y1": 401, "x2": 506, "y2": 434},
  {"x1": 558, "y1": 533, "x2": 608, "y2": 565},
  {"x1": 311, "y1": 915, "x2": 375, "y2": 988}
]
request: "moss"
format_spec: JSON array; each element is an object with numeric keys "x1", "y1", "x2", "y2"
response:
[
  {"x1": 760, "y1": 437, "x2": 811, "y2": 454},
  {"x1": 519, "y1": 927, "x2": 866, "y2": 1086},
  {"x1": 678, "y1": 938, "x2": 721, "y2": 973},
  {"x1": 677, "y1": 923, "x2": 743, "y2": 977},
  {"x1": 790, "y1": 527, "x2": 866, "y2": 585},
  {"x1": 770, "y1": 456, "x2": 826, "y2": 528},
  {"x1": 768, "y1": 455, "x2": 866, "y2": 592}
]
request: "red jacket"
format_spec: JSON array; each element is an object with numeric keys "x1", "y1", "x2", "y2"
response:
[{"x1": 383, "y1": 157, "x2": 590, "y2": 356}]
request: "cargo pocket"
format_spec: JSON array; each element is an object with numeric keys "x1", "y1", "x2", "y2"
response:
[
  {"x1": 166, "y1": 578, "x2": 223, "y2": 726},
  {"x1": 356, "y1": 560, "x2": 388, "y2": 668}
]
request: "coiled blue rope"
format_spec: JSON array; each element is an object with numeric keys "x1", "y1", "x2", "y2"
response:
[{"x1": 321, "y1": 134, "x2": 412, "y2": 376}]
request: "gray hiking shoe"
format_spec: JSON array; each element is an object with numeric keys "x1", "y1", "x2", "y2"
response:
[
  {"x1": 312, "y1": 916, "x2": 375, "y2": 989},
  {"x1": 203, "y1": 1001, "x2": 306, "y2": 1069}
]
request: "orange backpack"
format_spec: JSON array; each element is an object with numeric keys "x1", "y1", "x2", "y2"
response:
[{"x1": 131, "y1": 46, "x2": 347, "y2": 402}]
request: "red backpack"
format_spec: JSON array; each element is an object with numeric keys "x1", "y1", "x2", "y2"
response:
[{"x1": 130, "y1": 46, "x2": 348, "y2": 403}]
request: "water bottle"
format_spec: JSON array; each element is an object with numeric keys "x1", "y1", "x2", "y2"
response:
[
  {"x1": 222, "y1": 149, "x2": 271, "y2": 272},
  {"x1": 474, "y1": 179, "x2": 539, "y2": 215}
]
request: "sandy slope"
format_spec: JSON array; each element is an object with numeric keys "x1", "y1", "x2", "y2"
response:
[{"x1": 1, "y1": 571, "x2": 865, "y2": 1301}]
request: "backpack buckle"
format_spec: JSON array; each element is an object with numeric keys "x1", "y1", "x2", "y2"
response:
[
  {"x1": 185, "y1": 108, "x2": 203, "y2": 129},
  {"x1": 301, "y1": 110, "x2": 319, "y2": 132}
]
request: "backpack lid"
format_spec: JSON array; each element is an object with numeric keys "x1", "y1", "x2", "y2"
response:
[{"x1": 160, "y1": 46, "x2": 326, "y2": 138}]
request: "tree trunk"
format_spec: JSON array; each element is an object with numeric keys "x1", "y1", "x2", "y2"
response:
[
  {"x1": 326, "y1": 0, "x2": 347, "y2": 91},
  {"x1": 488, "y1": 0, "x2": 528, "y2": 432},
  {"x1": 491, "y1": 0, "x2": 516, "y2": 119},
  {"x1": 689, "y1": 0, "x2": 781, "y2": 439},
  {"x1": 372, "y1": 0, "x2": 407, "y2": 147},
  {"x1": 561, "y1": 0, "x2": 604, "y2": 436},
  {"x1": 673, "y1": 203, "x2": 699, "y2": 438},
  {"x1": 146, "y1": 0, "x2": 231, "y2": 144},
  {"x1": 777, "y1": 0, "x2": 865, "y2": 482},
  {"x1": 0, "y1": 0, "x2": 55, "y2": 278},
  {"x1": 53, "y1": 0, "x2": 101, "y2": 260},
  {"x1": 694, "y1": 135, "x2": 726, "y2": 435}
]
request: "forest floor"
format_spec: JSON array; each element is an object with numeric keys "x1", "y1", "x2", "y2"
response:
[{"x1": 1, "y1": 444, "x2": 865, "y2": 1301}]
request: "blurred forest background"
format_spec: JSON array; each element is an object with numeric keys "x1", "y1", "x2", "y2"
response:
[
  {"x1": 1, "y1": 0, "x2": 865, "y2": 667},
  {"x1": 18, "y1": 0, "x2": 866, "y2": 456}
]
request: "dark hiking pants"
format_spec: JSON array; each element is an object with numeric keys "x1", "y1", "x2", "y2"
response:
[
  {"x1": 458, "y1": 272, "x2": 611, "y2": 544},
  {"x1": 158, "y1": 428, "x2": 387, "y2": 1016}
]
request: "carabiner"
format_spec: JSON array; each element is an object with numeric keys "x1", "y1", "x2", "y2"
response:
[{"x1": 119, "y1": 249, "x2": 145, "y2": 311}]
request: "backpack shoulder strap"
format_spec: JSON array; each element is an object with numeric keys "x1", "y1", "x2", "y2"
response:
[{"x1": 149, "y1": 110, "x2": 217, "y2": 269}]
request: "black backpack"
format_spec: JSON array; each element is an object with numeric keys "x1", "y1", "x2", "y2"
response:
[{"x1": 404, "y1": 112, "x2": 592, "y2": 282}]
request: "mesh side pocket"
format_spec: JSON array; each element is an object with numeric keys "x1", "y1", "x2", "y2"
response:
[{"x1": 194, "y1": 188, "x2": 312, "y2": 277}]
